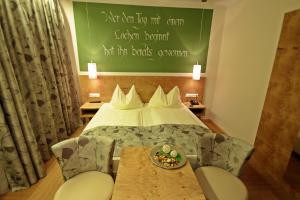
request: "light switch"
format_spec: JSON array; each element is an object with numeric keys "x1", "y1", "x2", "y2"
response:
[
  {"x1": 185, "y1": 93, "x2": 198, "y2": 98},
  {"x1": 89, "y1": 93, "x2": 100, "y2": 97}
]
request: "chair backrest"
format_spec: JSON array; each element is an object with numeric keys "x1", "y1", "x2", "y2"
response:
[
  {"x1": 51, "y1": 135, "x2": 115, "y2": 180},
  {"x1": 196, "y1": 132, "x2": 254, "y2": 176}
]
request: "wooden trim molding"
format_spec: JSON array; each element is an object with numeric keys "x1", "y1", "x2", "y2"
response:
[{"x1": 79, "y1": 71, "x2": 207, "y2": 77}]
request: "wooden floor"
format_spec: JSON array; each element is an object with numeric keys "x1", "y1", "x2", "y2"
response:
[{"x1": 1, "y1": 121, "x2": 298, "y2": 200}]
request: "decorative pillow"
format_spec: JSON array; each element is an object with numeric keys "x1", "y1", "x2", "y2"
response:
[
  {"x1": 110, "y1": 85, "x2": 143, "y2": 109},
  {"x1": 148, "y1": 85, "x2": 168, "y2": 107},
  {"x1": 110, "y1": 85, "x2": 126, "y2": 109},
  {"x1": 148, "y1": 86, "x2": 182, "y2": 107},
  {"x1": 166, "y1": 86, "x2": 182, "y2": 107},
  {"x1": 125, "y1": 85, "x2": 143, "y2": 109}
]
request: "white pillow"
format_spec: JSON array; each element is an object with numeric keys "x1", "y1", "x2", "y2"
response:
[
  {"x1": 166, "y1": 86, "x2": 182, "y2": 107},
  {"x1": 125, "y1": 85, "x2": 143, "y2": 109},
  {"x1": 148, "y1": 86, "x2": 182, "y2": 107},
  {"x1": 110, "y1": 85, "x2": 126, "y2": 109},
  {"x1": 110, "y1": 85, "x2": 143, "y2": 109},
  {"x1": 148, "y1": 85, "x2": 168, "y2": 107}
]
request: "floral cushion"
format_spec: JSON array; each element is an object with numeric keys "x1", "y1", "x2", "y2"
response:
[
  {"x1": 196, "y1": 132, "x2": 254, "y2": 176},
  {"x1": 51, "y1": 135, "x2": 115, "y2": 180}
]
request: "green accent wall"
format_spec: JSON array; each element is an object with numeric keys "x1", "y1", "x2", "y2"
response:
[{"x1": 73, "y1": 2, "x2": 213, "y2": 73}]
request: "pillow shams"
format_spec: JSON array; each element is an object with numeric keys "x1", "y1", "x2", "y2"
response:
[
  {"x1": 110, "y1": 85, "x2": 143, "y2": 109},
  {"x1": 126, "y1": 85, "x2": 143, "y2": 109},
  {"x1": 148, "y1": 85, "x2": 168, "y2": 107},
  {"x1": 148, "y1": 85, "x2": 182, "y2": 108},
  {"x1": 110, "y1": 85, "x2": 126, "y2": 108},
  {"x1": 167, "y1": 86, "x2": 182, "y2": 107}
]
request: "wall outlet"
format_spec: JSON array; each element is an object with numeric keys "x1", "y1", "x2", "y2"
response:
[{"x1": 89, "y1": 93, "x2": 100, "y2": 97}]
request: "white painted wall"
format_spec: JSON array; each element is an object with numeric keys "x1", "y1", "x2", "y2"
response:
[
  {"x1": 209, "y1": 0, "x2": 300, "y2": 144},
  {"x1": 203, "y1": 8, "x2": 225, "y2": 117}
]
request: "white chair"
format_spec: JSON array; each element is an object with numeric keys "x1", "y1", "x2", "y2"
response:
[
  {"x1": 195, "y1": 133, "x2": 254, "y2": 200},
  {"x1": 51, "y1": 135, "x2": 115, "y2": 200}
]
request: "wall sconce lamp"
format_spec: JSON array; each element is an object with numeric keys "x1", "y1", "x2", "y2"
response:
[
  {"x1": 88, "y1": 62, "x2": 97, "y2": 79},
  {"x1": 193, "y1": 63, "x2": 201, "y2": 80}
]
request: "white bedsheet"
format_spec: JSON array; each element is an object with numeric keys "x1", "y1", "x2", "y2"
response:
[
  {"x1": 84, "y1": 103, "x2": 143, "y2": 131},
  {"x1": 84, "y1": 103, "x2": 207, "y2": 131},
  {"x1": 142, "y1": 104, "x2": 207, "y2": 128}
]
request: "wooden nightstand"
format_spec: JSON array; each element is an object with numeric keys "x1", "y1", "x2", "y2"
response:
[
  {"x1": 80, "y1": 102, "x2": 104, "y2": 124},
  {"x1": 184, "y1": 102, "x2": 206, "y2": 118}
]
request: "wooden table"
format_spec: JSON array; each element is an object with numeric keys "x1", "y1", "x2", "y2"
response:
[
  {"x1": 112, "y1": 147, "x2": 206, "y2": 200},
  {"x1": 80, "y1": 102, "x2": 104, "y2": 123},
  {"x1": 183, "y1": 102, "x2": 206, "y2": 118}
]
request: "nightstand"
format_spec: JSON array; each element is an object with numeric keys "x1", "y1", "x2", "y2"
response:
[
  {"x1": 80, "y1": 102, "x2": 104, "y2": 124},
  {"x1": 184, "y1": 102, "x2": 206, "y2": 118}
]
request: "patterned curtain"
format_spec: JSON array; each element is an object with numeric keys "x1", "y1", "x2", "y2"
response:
[{"x1": 0, "y1": 0, "x2": 81, "y2": 193}]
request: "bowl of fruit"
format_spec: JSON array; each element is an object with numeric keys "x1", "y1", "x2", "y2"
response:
[{"x1": 149, "y1": 144, "x2": 187, "y2": 169}]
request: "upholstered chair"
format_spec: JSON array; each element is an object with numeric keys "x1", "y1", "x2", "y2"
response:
[
  {"x1": 51, "y1": 135, "x2": 115, "y2": 200},
  {"x1": 195, "y1": 132, "x2": 254, "y2": 200}
]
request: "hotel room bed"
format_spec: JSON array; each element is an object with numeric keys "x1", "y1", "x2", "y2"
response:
[
  {"x1": 82, "y1": 103, "x2": 211, "y2": 172},
  {"x1": 84, "y1": 103, "x2": 207, "y2": 130}
]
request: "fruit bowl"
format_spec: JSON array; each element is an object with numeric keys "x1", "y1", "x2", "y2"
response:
[{"x1": 149, "y1": 145, "x2": 187, "y2": 169}]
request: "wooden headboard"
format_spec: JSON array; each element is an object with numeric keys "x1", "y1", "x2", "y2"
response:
[{"x1": 79, "y1": 75, "x2": 205, "y2": 103}]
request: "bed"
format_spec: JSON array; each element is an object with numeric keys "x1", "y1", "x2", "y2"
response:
[
  {"x1": 84, "y1": 103, "x2": 207, "y2": 130},
  {"x1": 82, "y1": 103, "x2": 211, "y2": 173}
]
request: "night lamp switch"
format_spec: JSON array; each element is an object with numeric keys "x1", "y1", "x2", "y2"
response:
[
  {"x1": 185, "y1": 93, "x2": 198, "y2": 98},
  {"x1": 89, "y1": 93, "x2": 100, "y2": 98}
]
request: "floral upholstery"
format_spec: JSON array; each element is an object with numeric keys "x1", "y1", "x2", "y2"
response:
[
  {"x1": 81, "y1": 124, "x2": 253, "y2": 176},
  {"x1": 0, "y1": 163, "x2": 9, "y2": 194},
  {"x1": 196, "y1": 132, "x2": 254, "y2": 176},
  {"x1": 0, "y1": 0, "x2": 80, "y2": 193},
  {"x1": 51, "y1": 135, "x2": 115, "y2": 180},
  {"x1": 82, "y1": 124, "x2": 213, "y2": 158}
]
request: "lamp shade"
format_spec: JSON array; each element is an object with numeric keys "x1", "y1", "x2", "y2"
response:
[
  {"x1": 193, "y1": 64, "x2": 201, "y2": 80},
  {"x1": 88, "y1": 63, "x2": 97, "y2": 79}
]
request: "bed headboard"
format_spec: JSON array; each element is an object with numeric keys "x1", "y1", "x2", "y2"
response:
[{"x1": 79, "y1": 75, "x2": 205, "y2": 103}]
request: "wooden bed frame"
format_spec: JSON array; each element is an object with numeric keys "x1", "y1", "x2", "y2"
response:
[{"x1": 79, "y1": 75, "x2": 205, "y2": 103}]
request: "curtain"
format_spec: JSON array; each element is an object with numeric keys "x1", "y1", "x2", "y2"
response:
[
  {"x1": 0, "y1": 162, "x2": 9, "y2": 194},
  {"x1": 0, "y1": 0, "x2": 81, "y2": 193}
]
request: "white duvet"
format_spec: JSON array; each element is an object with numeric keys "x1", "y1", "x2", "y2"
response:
[
  {"x1": 142, "y1": 104, "x2": 207, "y2": 127},
  {"x1": 84, "y1": 103, "x2": 143, "y2": 130},
  {"x1": 84, "y1": 103, "x2": 207, "y2": 131}
]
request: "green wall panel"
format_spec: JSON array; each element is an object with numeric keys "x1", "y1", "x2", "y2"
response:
[{"x1": 73, "y1": 2, "x2": 213, "y2": 73}]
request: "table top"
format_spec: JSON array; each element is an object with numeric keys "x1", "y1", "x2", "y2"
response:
[
  {"x1": 80, "y1": 102, "x2": 104, "y2": 109},
  {"x1": 183, "y1": 102, "x2": 206, "y2": 109},
  {"x1": 112, "y1": 147, "x2": 206, "y2": 200}
]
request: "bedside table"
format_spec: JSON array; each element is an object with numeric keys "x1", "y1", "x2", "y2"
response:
[
  {"x1": 80, "y1": 102, "x2": 104, "y2": 124},
  {"x1": 184, "y1": 102, "x2": 206, "y2": 118}
]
